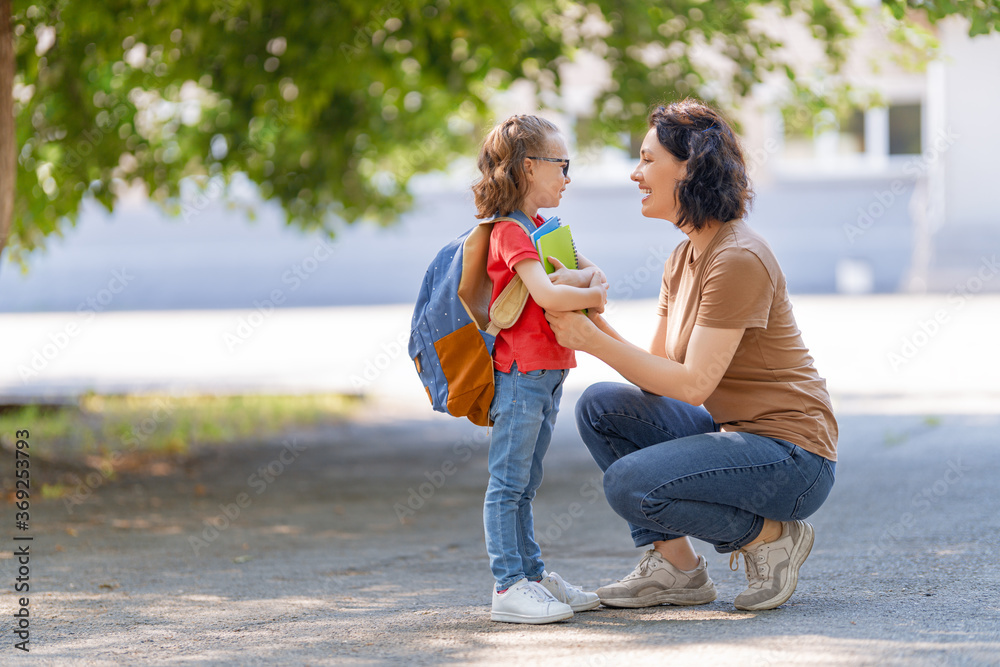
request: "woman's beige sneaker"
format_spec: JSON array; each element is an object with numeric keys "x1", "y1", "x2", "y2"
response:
[
  {"x1": 596, "y1": 551, "x2": 717, "y2": 608},
  {"x1": 732, "y1": 520, "x2": 814, "y2": 611}
]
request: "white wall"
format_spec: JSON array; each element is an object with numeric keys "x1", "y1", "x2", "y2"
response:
[{"x1": 941, "y1": 19, "x2": 1000, "y2": 228}]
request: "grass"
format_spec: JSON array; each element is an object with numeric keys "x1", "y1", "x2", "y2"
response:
[{"x1": 0, "y1": 392, "x2": 361, "y2": 459}]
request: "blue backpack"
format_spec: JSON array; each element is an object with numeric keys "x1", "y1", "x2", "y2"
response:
[{"x1": 409, "y1": 210, "x2": 543, "y2": 426}]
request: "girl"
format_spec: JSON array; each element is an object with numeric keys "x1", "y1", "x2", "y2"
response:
[{"x1": 472, "y1": 115, "x2": 608, "y2": 624}]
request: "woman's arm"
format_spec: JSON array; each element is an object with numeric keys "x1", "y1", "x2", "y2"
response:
[
  {"x1": 515, "y1": 258, "x2": 607, "y2": 312},
  {"x1": 546, "y1": 310, "x2": 743, "y2": 405},
  {"x1": 649, "y1": 316, "x2": 669, "y2": 358}
]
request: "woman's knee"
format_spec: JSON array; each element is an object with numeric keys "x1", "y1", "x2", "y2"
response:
[
  {"x1": 602, "y1": 457, "x2": 641, "y2": 517},
  {"x1": 575, "y1": 382, "x2": 633, "y2": 434},
  {"x1": 792, "y1": 459, "x2": 836, "y2": 519}
]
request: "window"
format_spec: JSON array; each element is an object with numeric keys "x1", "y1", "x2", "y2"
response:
[
  {"x1": 888, "y1": 103, "x2": 921, "y2": 155},
  {"x1": 838, "y1": 109, "x2": 865, "y2": 155},
  {"x1": 774, "y1": 100, "x2": 924, "y2": 175}
]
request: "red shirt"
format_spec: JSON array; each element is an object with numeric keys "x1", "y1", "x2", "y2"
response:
[{"x1": 487, "y1": 216, "x2": 576, "y2": 372}]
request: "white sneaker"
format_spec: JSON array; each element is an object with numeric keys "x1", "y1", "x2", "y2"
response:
[
  {"x1": 538, "y1": 571, "x2": 601, "y2": 611},
  {"x1": 490, "y1": 578, "x2": 574, "y2": 624}
]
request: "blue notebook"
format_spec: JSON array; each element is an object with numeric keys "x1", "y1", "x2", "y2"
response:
[{"x1": 530, "y1": 217, "x2": 560, "y2": 244}]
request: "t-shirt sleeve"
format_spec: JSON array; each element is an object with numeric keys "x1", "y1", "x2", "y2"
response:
[
  {"x1": 656, "y1": 271, "x2": 670, "y2": 317},
  {"x1": 696, "y1": 248, "x2": 774, "y2": 329},
  {"x1": 492, "y1": 221, "x2": 539, "y2": 271}
]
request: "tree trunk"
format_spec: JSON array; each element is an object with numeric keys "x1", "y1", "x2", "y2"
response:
[{"x1": 0, "y1": 0, "x2": 14, "y2": 267}]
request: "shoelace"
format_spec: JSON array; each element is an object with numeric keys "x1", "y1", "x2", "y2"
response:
[
  {"x1": 730, "y1": 549, "x2": 766, "y2": 589},
  {"x1": 524, "y1": 581, "x2": 559, "y2": 603},
  {"x1": 621, "y1": 549, "x2": 657, "y2": 582}
]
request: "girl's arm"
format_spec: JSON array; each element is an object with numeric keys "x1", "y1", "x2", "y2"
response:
[
  {"x1": 514, "y1": 258, "x2": 606, "y2": 312},
  {"x1": 545, "y1": 310, "x2": 743, "y2": 405}
]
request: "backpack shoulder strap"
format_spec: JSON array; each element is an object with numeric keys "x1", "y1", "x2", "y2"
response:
[
  {"x1": 478, "y1": 210, "x2": 543, "y2": 335},
  {"x1": 481, "y1": 209, "x2": 536, "y2": 236}
]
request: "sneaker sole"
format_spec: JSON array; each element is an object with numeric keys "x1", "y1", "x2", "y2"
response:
[
  {"x1": 598, "y1": 583, "x2": 718, "y2": 609},
  {"x1": 490, "y1": 609, "x2": 574, "y2": 624},
  {"x1": 734, "y1": 521, "x2": 815, "y2": 611}
]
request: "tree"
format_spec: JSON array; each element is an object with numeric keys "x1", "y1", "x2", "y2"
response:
[{"x1": 3, "y1": 0, "x2": 996, "y2": 268}]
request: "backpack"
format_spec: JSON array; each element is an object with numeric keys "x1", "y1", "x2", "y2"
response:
[{"x1": 408, "y1": 210, "x2": 544, "y2": 426}]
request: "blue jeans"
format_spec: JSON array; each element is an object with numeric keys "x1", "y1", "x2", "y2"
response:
[
  {"x1": 576, "y1": 382, "x2": 835, "y2": 553},
  {"x1": 484, "y1": 363, "x2": 567, "y2": 591}
]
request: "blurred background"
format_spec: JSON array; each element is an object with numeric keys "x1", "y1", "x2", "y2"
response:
[{"x1": 0, "y1": 0, "x2": 998, "y2": 412}]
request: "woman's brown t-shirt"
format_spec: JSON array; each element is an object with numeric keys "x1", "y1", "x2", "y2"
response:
[{"x1": 657, "y1": 220, "x2": 838, "y2": 461}]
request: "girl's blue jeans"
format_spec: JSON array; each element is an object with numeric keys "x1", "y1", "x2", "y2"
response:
[
  {"x1": 575, "y1": 382, "x2": 836, "y2": 553},
  {"x1": 484, "y1": 363, "x2": 567, "y2": 592}
]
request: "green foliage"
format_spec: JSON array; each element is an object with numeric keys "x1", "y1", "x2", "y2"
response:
[
  {"x1": 0, "y1": 392, "x2": 359, "y2": 457},
  {"x1": 883, "y1": 0, "x2": 1000, "y2": 37},
  {"x1": 9, "y1": 0, "x2": 998, "y2": 264}
]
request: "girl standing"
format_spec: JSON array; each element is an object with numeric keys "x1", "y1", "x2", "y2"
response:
[{"x1": 473, "y1": 115, "x2": 607, "y2": 624}]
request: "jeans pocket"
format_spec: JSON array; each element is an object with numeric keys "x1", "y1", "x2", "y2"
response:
[
  {"x1": 791, "y1": 459, "x2": 836, "y2": 520},
  {"x1": 520, "y1": 368, "x2": 548, "y2": 379}
]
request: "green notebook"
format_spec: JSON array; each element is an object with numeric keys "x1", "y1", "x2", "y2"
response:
[
  {"x1": 535, "y1": 224, "x2": 579, "y2": 274},
  {"x1": 535, "y1": 224, "x2": 586, "y2": 314}
]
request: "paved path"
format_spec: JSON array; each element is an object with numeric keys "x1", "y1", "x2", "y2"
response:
[
  {"x1": 3, "y1": 295, "x2": 999, "y2": 413},
  {"x1": 4, "y1": 404, "x2": 999, "y2": 665}
]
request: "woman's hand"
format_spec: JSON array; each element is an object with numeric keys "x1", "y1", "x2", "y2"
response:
[
  {"x1": 545, "y1": 310, "x2": 599, "y2": 352},
  {"x1": 589, "y1": 270, "x2": 608, "y2": 314}
]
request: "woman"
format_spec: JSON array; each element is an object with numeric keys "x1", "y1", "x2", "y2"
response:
[{"x1": 545, "y1": 99, "x2": 837, "y2": 611}]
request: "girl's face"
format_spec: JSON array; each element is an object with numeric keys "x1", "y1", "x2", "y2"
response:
[
  {"x1": 631, "y1": 127, "x2": 686, "y2": 225},
  {"x1": 523, "y1": 135, "x2": 571, "y2": 213}
]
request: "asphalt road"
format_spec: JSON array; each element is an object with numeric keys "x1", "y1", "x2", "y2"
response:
[{"x1": 4, "y1": 399, "x2": 998, "y2": 665}]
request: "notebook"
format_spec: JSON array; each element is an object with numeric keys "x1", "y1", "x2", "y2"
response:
[
  {"x1": 535, "y1": 224, "x2": 585, "y2": 314},
  {"x1": 530, "y1": 217, "x2": 561, "y2": 245},
  {"x1": 535, "y1": 224, "x2": 580, "y2": 275}
]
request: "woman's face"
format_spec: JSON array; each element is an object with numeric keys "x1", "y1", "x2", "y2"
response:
[
  {"x1": 631, "y1": 127, "x2": 686, "y2": 224},
  {"x1": 523, "y1": 135, "x2": 571, "y2": 211}
]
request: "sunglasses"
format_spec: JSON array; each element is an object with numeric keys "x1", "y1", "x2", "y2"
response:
[{"x1": 527, "y1": 156, "x2": 570, "y2": 177}]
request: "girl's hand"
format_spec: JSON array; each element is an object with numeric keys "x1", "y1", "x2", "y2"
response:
[
  {"x1": 547, "y1": 257, "x2": 609, "y2": 290},
  {"x1": 545, "y1": 310, "x2": 599, "y2": 351},
  {"x1": 546, "y1": 256, "x2": 591, "y2": 287}
]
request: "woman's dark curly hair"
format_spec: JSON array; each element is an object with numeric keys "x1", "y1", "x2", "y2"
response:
[{"x1": 648, "y1": 99, "x2": 753, "y2": 230}]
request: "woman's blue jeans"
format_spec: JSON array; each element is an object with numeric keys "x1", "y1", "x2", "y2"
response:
[
  {"x1": 484, "y1": 363, "x2": 567, "y2": 591},
  {"x1": 575, "y1": 382, "x2": 835, "y2": 553}
]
